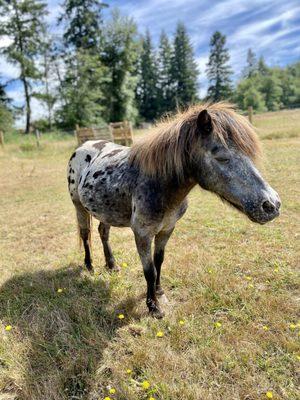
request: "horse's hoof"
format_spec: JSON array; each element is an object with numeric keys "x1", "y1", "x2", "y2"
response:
[
  {"x1": 150, "y1": 307, "x2": 165, "y2": 319},
  {"x1": 156, "y1": 286, "x2": 164, "y2": 296},
  {"x1": 108, "y1": 264, "x2": 121, "y2": 273},
  {"x1": 85, "y1": 264, "x2": 94, "y2": 274}
]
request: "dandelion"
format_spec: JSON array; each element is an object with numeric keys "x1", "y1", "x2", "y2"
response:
[
  {"x1": 274, "y1": 267, "x2": 279, "y2": 273},
  {"x1": 214, "y1": 322, "x2": 222, "y2": 328},
  {"x1": 263, "y1": 326, "x2": 269, "y2": 331},
  {"x1": 207, "y1": 269, "x2": 213, "y2": 274},
  {"x1": 141, "y1": 380, "x2": 150, "y2": 390},
  {"x1": 5, "y1": 325, "x2": 12, "y2": 331},
  {"x1": 248, "y1": 283, "x2": 254, "y2": 288},
  {"x1": 179, "y1": 320, "x2": 185, "y2": 326},
  {"x1": 265, "y1": 391, "x2": 273, "y2": 399},
  {"x1": 126, "y1": 368, "x2": 132, "y2": 374},
  {"x1": 57, "y1": 288, "x2": 63, "y2": 293},
  {"x1": 156, "y1": 331, "x2": 164, "y2": 337},
  {"x1": 104, "y1": 397, "x2": 111, "y2": 400},
  {"x1": 296, "y1": 355, "x2": 300, "y2": 361},
  {"x1": 121, "y1": 262, "x2": 128, "y2": 268},
  {"x1": 289, "y1": 323, "x2": 296, "y2": 331},
  {"x1": 109, "y1": 388, "x2": 116, "y2": 394},
  {"x1": 149, "y1": 397, "x2": 156, "y2": 400},
  {"x1": 245, "y1": 276, "x2": 252, "y2": 281},
  {"x1": 118, "y1": 314, "x2": 125, "y2": 320}
]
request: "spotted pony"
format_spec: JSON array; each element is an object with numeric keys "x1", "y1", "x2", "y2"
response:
[{"x1": 67, "y1": 103, "x2": 281, "y2": 318}]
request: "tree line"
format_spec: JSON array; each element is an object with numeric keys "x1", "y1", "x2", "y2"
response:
[{"x1": 0, "y1": 0, "x2": 299, "y2": 133}]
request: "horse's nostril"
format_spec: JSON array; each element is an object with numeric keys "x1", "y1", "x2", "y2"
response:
[{"x1": 262, "y1": 200, "x2": 276, "y2": 214}]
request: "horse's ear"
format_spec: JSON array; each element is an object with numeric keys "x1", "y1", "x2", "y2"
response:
[{"x1": 197, "y1": 110, "x2": 212, "y2": 135}]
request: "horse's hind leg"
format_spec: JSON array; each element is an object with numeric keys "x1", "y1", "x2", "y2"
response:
[
  {"x1": 154, "y1": 228, "x2": 174, "y2": 296},
  {"x1": 75, "y1": 202, "x2": 93, "y2": 272},
  {"x1": 98, "y1": 222, "x2": 120, "y2": 272}
]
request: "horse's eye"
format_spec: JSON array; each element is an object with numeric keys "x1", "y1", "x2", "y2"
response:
[{"x1": 216, "y1": 157, "x2": 230, "y2": 164}]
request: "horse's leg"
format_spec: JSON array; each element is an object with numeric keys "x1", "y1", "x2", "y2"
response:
[
  {"x1": 75, "y1": 202, "x2": 93, "y2": 272},
  {"x1": 154, "y1": 228, "x2": 174, "y2": 296},
  {"x1": 98, "y1": 222, "x2": 120, "y2": 272},
  {"x1": 134, "y1": 232, "x2": 164, "y2": 318}
]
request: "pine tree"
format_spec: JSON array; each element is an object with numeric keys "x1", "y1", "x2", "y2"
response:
[
  {"x1": 0, "y1": 0, "x2": 48, "y2": 133},
  {"x1": 258, "y1": 56, "x2": 269, "y2": 76},
  {"x1": 59, "y1": 0, "x2": 108, "y2": 50},
  {"x1": 206, "y1": 31, "x2": 233, "y2": 101},
  {"x1": 170, "y1": 23, "x2": 198, "y2": 108},
  {"x1": 102, "y1": 10, "x2": 139, "y2": 122},
  {"x1": 157, "y1": 30, "x2": 173, "y2": 115},
  {"x1": 243, "y1": 48, "x2": 257, "y2": 78},
  {"x1": 0, "y1": 79, "x2": 13, "y2": 131},
  {"x1": 135, "y1": 31, "x2": 159, "y2": 121}
]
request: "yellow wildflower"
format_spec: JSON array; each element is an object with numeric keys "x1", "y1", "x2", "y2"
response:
[
  {"x1": 289, "y1": 323, "x2": 296, "y2": 331},
  {"x1": 121, "y1": 262, "x2": 128, "y2": 268},
  {"x1": 104, "y1": 397, "x2": 111, "y2": 400},
  {"x1": 5, "y1": 325, "x2": 12, "y2": 331},
  {"x1": 245, "y1": 276, "x2": 252, "y2": 281},
  {"x1": 156, "y1": 331, "x2": 164, "y2": 337},
  {"x1": 57, "y1": 288, "x2": 63, "y2": 293},
  {"x1": 214, "y1": 322, "x2": 222, "y2": 328},
  {"x1": 149, "y1": 397, "x2": 156, "y2": 400},
  {"x1": 126, "y1": 368, "x2": 132, "y2": 374},
  {"x1": 263, "y1": 326, "x2": 269, "y2": 331},
  {"x1": 118, "y1": 314, "x2": 125, "y2": 320},
  {"x1": 179, "y1": 320, "x2": 185, "y2": 326},
  {"x1": 274, "y1": 267, "x2": 279, "y2": 273},
  {"x1": 296, "y1": 355, "x2": 300, "y2": 361},
  {"x1": 109, "y1": 388, "x2": 116, "y2": 394},
  {"x1": 266, "y1": 391, "x2": 273, "y2": 399},
  {"x1": 141, "y1": 380, "x2": 150, "y2": 390},
  {"x1": 248, "y1": 283, "x2": 254, "y2": 288}
]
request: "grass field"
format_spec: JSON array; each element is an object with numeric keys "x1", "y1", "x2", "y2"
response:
[{"x1": 0, "y1": 109, "x2": 299, "y2": 400}]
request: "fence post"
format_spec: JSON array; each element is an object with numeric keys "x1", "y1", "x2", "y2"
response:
[
  {"x1": 248, "y1": 106, "x2": 253, "y2": 124},
  {"x1": 35, "y1": 129, "x2": 40, "y2": 148},
  {"x1": 0, "y1": 130, "x2": 4, "y2": 148}
]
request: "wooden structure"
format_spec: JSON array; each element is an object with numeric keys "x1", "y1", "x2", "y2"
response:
[
  {"x1": 109, "y1": 121, "x2": 133, "y2": 146},
  {"x1": 75, "y1": 125, "x2": 113, "y2": 145}
]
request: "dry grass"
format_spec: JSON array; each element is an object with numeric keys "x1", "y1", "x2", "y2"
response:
[{"x1": 0, "y1": 112, "x2": 299, "y2": 400}]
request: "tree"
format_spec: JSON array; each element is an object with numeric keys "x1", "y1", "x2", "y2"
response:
[
  {"x1": 258, "y1": 56, "x2": 269, "y2": 76},
  {"x1": 206, "y1": 31, "x2": 233, "y2": 101},
  {"x1": 235, "y1": 78, "x2": 266, "y2": 112},
  {"x1": 260, "y1": 74, "x2": 283, "y2": 111},
  {"x1": 0, "y1": 0, "x2": 48, "y2": 133},
  {"x1": 0, "y1": 79, "x2": 13, "y2": 131},
  {"x1": 102, "y1": 10, "x2": 139, "y2": 122},
  {"x1": 34, "y1": 39, "x2": 58, "y2": 129},
  {"x1": 135, "y1": 30, "x2": 159, "y2": 121},
  {"x1": 243, "y1": 48, "x2": 257, "y2": 78},
  {"x1": 56, "y1": 50, "x2": 108, "y2": 129},
  {"x1": 59, "y1": 0, "x2": 108, "y2": 51},
  {"x1": 170, "y1": 22, "x2": 198, "y2": 108},
  {"x1": 157, "y1": 30, "x2": 173, "y2": 115}
]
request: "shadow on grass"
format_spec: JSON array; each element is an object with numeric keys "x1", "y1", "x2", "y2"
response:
[{"x1": 0, "y1": 264, "x2": 139, "y2": 399}]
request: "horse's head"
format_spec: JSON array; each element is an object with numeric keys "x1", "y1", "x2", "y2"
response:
[{"x1": 192, "y1": 109, "x2": 281, "y2": 224}]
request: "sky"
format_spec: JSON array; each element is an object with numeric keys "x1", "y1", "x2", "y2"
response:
[{"x1": 0, "y1": 0, "x2": 300, "y2": 125}]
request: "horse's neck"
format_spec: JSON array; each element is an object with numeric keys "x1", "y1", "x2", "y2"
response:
[{"x1": 163, "y1": 176, "x2": 196, "y2": 208}]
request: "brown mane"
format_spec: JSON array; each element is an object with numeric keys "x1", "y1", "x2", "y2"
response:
[{"x1": 129, "y1": 102, "x2": 261, "y2": 180}]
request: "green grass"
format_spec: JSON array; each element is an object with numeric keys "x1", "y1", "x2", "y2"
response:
[{"x1": 0, "y1": 110, "x2": 299, "y2": 400}]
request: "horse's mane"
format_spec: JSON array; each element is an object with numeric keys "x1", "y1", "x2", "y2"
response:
[{"x1": 129, "y1": 102, "x2": 261, "y2": 180}]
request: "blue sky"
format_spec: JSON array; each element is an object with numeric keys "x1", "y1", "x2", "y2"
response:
[{"x1": 0, "y1": 0, "x2": 299, "y2": 123}]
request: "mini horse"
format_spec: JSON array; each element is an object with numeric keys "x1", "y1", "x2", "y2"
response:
[{"x1": 67, "y1": 103, "x2": 281, "y2": 318}]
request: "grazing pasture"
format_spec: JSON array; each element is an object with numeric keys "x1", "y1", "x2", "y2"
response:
[{"x1": 0, "y1": 109, "x2": 299, "y2": 400}]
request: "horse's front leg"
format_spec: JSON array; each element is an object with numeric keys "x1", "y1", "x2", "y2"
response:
[
  {"x1": 133, "y1": 231, "x2": 164, "y2": 318},
  {"x1": 154, "y1": 227, "x2": 174, "y2": 296}
]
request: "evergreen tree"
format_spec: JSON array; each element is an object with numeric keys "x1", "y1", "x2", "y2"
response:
[
  {"x1": 0, "y1": 0, "x2": 48, "y2": 133},
  {"x1": 102, "y1": 10, "x2": 139, "y2": 122},
  {"x1": 170, "y1": 22, "x2": 198, "y2": 108},
  {"x1": 56, "y1": 50, "x2": 108, "y2": 129},
  {"x1": 135, "y1": 31, "x2": 159, "y2": 121},
  {"x1": 0, "y1": 79, "x2": 13, "y2": 131},
  {"x1": 59, "y1": 0, "x2": 108, "y2": 50},
  {"x1": 157, "y1": 30, "x2": 173, "y2": 115},
  {"x1": 258, "y1": 56, "x2": 269, "y2": 76},
  {"x1": 206, "y1": 31, "x2": 233, "y2": 101},
  {"x1": 260, "y1": 74, "x2": 283, "y2": 111},
  {"x1": 243, "y1": 48, "x2": 257, "y2": 78}
]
